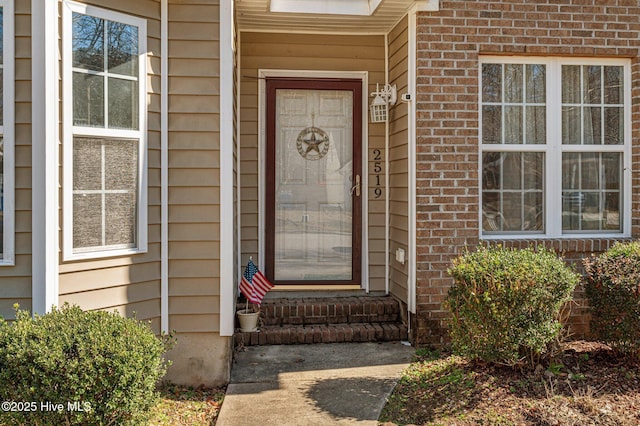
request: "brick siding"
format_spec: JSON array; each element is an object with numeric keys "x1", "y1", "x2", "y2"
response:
[{"x1": 413, "y1": 0, "x2": 640, "y2": 346}]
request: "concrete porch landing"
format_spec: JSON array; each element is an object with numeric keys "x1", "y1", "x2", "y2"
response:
[{"x1": 216, "y1": 342, "x2": 414, "y2": 425}]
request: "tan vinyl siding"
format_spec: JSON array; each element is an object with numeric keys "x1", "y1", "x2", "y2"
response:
[
  {"x1": 61, "y1": 281, "x2": 160, "y2": 311},
  {"x1": 165, "y1": 0, "x2": 221, "y2": 333},
  {"x1": 58, "y1": 0, "x2": 163, "y2": 330},
  {"x1": 387, "y1": 16, "x2": 409, "y2": 304},
  {"x1": 0, "y1": 2, "x2": 33, "y2": 319},
  {"x1": 239, "y1": 32, "x2": 386, "y2": 290},
  {"x1": 59, "y1": 0, "x2": 222, "y2": 335}
]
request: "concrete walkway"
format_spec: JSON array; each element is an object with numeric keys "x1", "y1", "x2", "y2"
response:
[{"x1": 216, "y1": 342, "x2": 414, "y2": 425}]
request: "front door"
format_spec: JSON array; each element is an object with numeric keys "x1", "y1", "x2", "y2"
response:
[{"x1": 266, "y1": 78, "x2": 362, "y2": 285}]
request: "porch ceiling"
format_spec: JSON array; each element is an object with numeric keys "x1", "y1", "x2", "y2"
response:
[{"x1": 236, "y1": 0, "x2": 436, "y2": 34}]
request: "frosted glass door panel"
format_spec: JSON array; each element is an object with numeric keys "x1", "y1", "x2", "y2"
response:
[{"x1": 274, "y1": 89, "x2": 353, "y2": 281}]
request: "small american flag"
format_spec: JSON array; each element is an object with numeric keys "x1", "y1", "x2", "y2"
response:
[{"x1": 239, "y1": 259, "x2": 273, "y2": 305}]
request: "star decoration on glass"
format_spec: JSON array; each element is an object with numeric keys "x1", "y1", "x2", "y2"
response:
[{"x1": 296, "y1": 127, "x2": 330, "y2": 160}]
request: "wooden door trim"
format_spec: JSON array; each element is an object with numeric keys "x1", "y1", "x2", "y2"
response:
[{"x1": 265, "y1": 78, "x2": 363, "y2": 285}]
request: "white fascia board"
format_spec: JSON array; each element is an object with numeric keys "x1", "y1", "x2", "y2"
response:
[
  {"x1": 219, "y1": 0, "x2": 236, "y2": 337},
  {"x1": 410, "y1": 0, "x2": 439, "y2": 13},
  {"x1": 32, "y1": 0, "x2": 59, "y2": 314},
  {"x1": 270, "y1": 0, "x2": 377, "y2": 16},
  {"x1": 369, "y1": 0, "x2": 384, "y2": 13}
]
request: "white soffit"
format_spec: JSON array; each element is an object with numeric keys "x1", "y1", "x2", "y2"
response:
[
  {"x1": 237, "y1": 0, "x2": 438, "y2": 33},
  {"x1": 270, "y1": 0, "x2": 382, "y2": 16}
]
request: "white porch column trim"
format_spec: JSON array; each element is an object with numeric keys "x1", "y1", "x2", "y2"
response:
[
  {"x1": 407, "y1": 6, "x2": 418, "y2": 314},
  {"x1": 31, "y1": 0, "x2": 59, "y2": 314},
  {"x1": 384, "y1": 32, "x2": 390, "y2": 295},
  {"x1": 236, "y1": 33, "x2": 243, "y2": 285},
  {"x1": 220, "y1": 0, "x2": 236, "y2": 336},
  {"x1": 160, "y1": 0, "x2": 169, "y2": 332}
]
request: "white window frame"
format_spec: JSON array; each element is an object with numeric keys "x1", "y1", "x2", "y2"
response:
[
  {"x1": 0, "y1": 0, "x2": 14, "y2": 266},
  {"x1": 479, "y1": 56, "x2": 632, "y2": 239},
  {"x1": 62, "y1": 1, "x2": 147, "y2": 260}
]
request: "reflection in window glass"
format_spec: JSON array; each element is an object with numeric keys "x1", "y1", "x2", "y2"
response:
[
  {"x1": 562, "y1": 65, "x2": 624, "y2": 146},
  {"x1": 482, "y1": 63, "x2": 501, "y2": 103},
  {"x1": 526, "y1": 106, "x2": 546, "y2": 145},
  {"x1": 604, "y1": 107, "x2": 623, "y2": 145},
  {"x1": 481, "y1": 63, "x2": 546, "y2": 145},
  {"x1": 482, "y1": 152, "x2": 545, "y2": 233},
  {"x1": 585, "y1": 65, "x2": 601, "y2": 104},
  {"x1": 562, "y1": 153, "x2": 621, "y2": 232},
  {"x1": 526, "y1": 64, "x2": 545, "y2": 103},
  {"x1": 108, "y1": 21, "x2": 138, "y2": 76},
  {"x1": 72, "y1": 12, "x2": 139, "y2": 131},
  {"x1": 504, "y1": 64, "x2": 523, "y2": 103},
  {"x1": 73, "y1": 72, "x2": 104, "y2": 127},
  {"x1": 482, "y1": 105, "x2": 500, "y2": 144},
  {"x1": 604, "y1": 66, "x2": 623, "y2": 104},
  {"x1": 72, "y1": 13, "x2": 104, "y2": 71},
  {"x1": 108, "y1": 78, "x2": 138, "y2": 129}
]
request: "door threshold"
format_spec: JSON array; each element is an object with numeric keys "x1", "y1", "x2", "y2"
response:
[{"x1": 272, "y1": 284, "x2": 362, "y2": 291}]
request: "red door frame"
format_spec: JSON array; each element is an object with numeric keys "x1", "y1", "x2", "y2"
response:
[{"x1": 265, "y1": 78, "x2": 363, "y2": 285}]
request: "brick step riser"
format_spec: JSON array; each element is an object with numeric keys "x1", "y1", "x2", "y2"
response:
[
  {"x1": 235, "y1": 323, "x2": 408, "y2": 347},
  {"x1": 258, "y1": 297, "x2": 401, "y2": 326}
]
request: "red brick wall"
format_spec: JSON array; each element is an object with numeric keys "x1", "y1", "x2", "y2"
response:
[{"x1": 413, "y1": 0, "x2": 640, "y2": 346}]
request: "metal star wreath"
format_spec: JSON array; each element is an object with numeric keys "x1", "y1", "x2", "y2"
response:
[
  {"x1": 296, "y1": 112, "x2": 330, "y2": 161},
  {"x1": 296, "y1": 126, "x2": 330, "y2": 161}
]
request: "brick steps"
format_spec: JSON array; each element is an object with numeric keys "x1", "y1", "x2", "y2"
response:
[
  {"x1": 261, "y1": 296, "x2": 402, "y2": 326},
  {"x1": 235, "y1": 323, "x2": 408, "y2": 346},
  {"x1": 234, "y1": 296, "x2": 407, "y2": 347}
]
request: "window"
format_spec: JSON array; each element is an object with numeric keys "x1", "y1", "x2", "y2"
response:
[
  {"x1": 480, "y1": 57, "x2": 630, "y2": 238},
  {"x1": 63, "y1": 1, "x2": 147, "y2": 259},
  {"x1": 0, "y1": 0, "x2": 14, "y2": 265}
]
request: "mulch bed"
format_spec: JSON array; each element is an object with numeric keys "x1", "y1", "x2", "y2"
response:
[{"x1": 380, "y1": 341, "x2": 640, "y2": 426}]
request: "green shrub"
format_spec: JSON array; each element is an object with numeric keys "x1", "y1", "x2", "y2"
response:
[
  {"x1": 584, "y1": 241, "x2": 640, "y2": 356},
  {"x1": 0, "y1": 304, "x2": 174, "y2": 426},
  {"x1": 445, "y1": 246, "x2": 579, "y2": 365}
]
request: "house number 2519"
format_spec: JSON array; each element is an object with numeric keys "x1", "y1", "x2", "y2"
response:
[{"x1": 372, "y1": 149, "x2": 382, "y2": 199}]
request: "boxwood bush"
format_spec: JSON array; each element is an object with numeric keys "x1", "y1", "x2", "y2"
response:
[
  {"x1": 0, "y1": 304, "x2": 174, "y2": 426},
  {"x1": 584, "y1": 241, "x2": 640, "y2": 357},
  {"x1": 445, "y1": 246, "x2": 579, "y2": 365}
]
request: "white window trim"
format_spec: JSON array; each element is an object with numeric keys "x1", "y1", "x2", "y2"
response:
[
  {"x1": 0, "y1": 0, "x2": 15, "y2": 266},
  {"x1": 479, "y1": 56, "x2": 632, "y2": 240},
  {"x1": 62, "y1": 1, "x2": 148, "y2": 261}
]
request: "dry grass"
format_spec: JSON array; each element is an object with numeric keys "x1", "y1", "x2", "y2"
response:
[
  {"x1": 380, "y1": 341, "x2": 640, "y2": 426},
  {"x1": 148, "y1": 384, "x2": 226, "y2": 426}
]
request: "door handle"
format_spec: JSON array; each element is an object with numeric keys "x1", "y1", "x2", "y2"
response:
[{"x1": 350, "y1": 174, "x2": 361, "y2": 197}]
